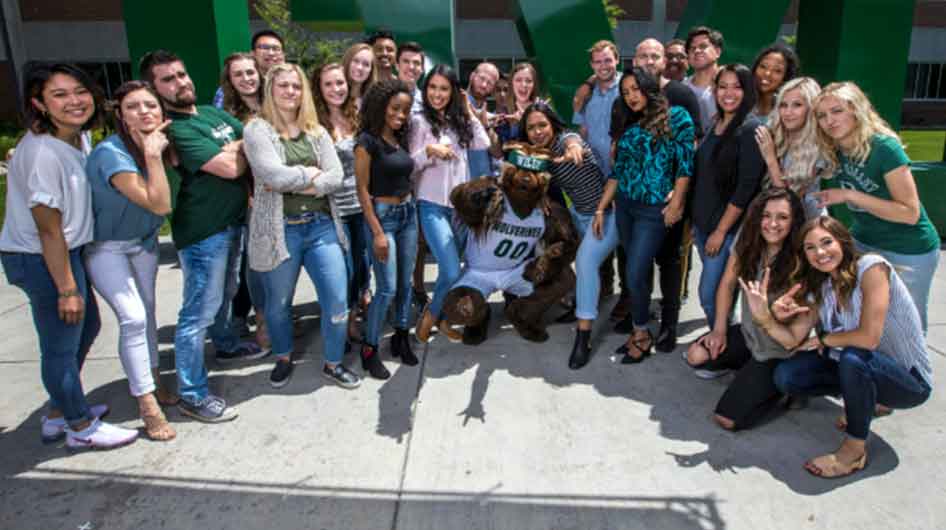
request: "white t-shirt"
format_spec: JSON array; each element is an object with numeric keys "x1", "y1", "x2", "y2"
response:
[
  {"x1": 0, "y1": 131, "x2": 94, "y2": 253},
  {"x1": 465, "y1": 197, "x2": 545, "y2": 271}
]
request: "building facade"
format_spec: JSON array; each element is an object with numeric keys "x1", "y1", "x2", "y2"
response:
[{"x1": 0, "y1": 0, "x2": 943, "y2": 125}]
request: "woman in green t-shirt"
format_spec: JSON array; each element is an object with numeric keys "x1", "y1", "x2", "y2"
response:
[{"x1": 810, "y1": 81, "x2": 939, "y2": 332}]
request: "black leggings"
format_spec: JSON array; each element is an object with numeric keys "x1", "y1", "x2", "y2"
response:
[{"x1": 699, "y1": 325, "x2": 784, "y2": 430}]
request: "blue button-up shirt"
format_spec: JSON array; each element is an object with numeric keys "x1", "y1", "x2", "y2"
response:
[{"x1": 572, "y1": 73, "x2": 621, "y2": 177}]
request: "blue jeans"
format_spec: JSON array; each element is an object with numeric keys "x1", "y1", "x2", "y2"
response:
[
  {"x1": 418, "y1": 200, "x2": 467, "y2": 318},
  {"x1": 571, "y1": 206, "x2": 619, "y2": 320},
  {"x1": 175, "y1": 225, "x2": 243, "y2": 403},
  {"x1": 364, "y1": 200, "x2": 418, "y2": 345},
  {"x1": 341, "y1": 212, "x2": 370, "y2": 308},
  {"x1": 855, "y1": 240, "x2": 939, "y2": 334},
  {"x1": 2, "y1": 247, "x2": 101, "y2": 427},
  {"x1": 615, "y1": 198, "x2": 669, "y2": 328},
  {"x1": 262, "y1": 214, "x2": 348, "y2": 364},
  {"x1": 773, "y1": 348, "x2": 931, "y2": 440},
  {"x1": 693, "y1": 227, "x2": 736, "y2": 326}
]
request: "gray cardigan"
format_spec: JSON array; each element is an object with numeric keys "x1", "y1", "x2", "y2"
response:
[{"x1": 243, "y1": 117, "x2": 348, "y2": 272}]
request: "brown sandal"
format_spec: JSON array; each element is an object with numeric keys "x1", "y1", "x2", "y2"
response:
[
  {"x1": 804, "y1": 451, "x2": 867, "y2": 478},
  {"x1": 142, "y1": 410, "x2": 176, "y2": 441},
  {"x1": 155, "y1": 387, "x2": 180, "y2": 406}
]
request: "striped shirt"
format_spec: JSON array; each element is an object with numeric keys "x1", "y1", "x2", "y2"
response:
[
  {"x1": 546, "y1": 133, "x2": 605, "y2": 215},
  {"x1": 820, "y1": 254, "x2": 933, "y2": 386},
  {"x1": 333, "y1": 136, "x2": 362, "y2": 217}
]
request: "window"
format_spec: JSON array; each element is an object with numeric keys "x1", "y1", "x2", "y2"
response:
[
  {"x1": 905, "y1": 62, "x2": 946, "y2": 100},
  {"x1": 75, "y1": 62, "x2": 133, "y2": 100}
]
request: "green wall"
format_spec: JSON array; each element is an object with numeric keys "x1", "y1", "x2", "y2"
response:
[{"x1": 124, "y1": 0, "x2": 250, "y2": 105}]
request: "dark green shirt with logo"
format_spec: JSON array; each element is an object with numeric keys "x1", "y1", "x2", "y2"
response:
[
  {"x1": 835, "y1": 134, "x2": 938, "y2": 255},
  {"x1": 167, "y1": 105, "x2": 248, "y2": 249}
]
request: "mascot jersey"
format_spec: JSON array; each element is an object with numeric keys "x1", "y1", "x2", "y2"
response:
[{"x1": 465, "y1": 196, "x2": 545, "y2": 271}]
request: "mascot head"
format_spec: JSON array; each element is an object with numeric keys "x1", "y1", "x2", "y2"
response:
[{"x1": 500, "y1": 142, "x2": 551, "y2": 212}]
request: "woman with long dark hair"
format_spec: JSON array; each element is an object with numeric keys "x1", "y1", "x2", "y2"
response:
[
  {"x1": 594, "y1": 66, "x2": 695, "y2": 363},
  {"x1": 84, "y1": 80, "x2": 177, "y2": 441},
  {"x1": 685, "y1": 188, "x2": 806, "y2": 428},
  {"x1": 741, "y1": 216, "x2": 932, "y2": 478},
  {"x1": 515, "y1": 101, "x2": 615, "y2": 368},
  {"x1": 690, "y1": 64, "x2": 766, "y2": 328},
  {"x1": 411, "y1": 64, "x2": 494, "y2": 343},
  {"x1": 0, "y1": 63, "x2": 138, "y2": 449},
  {"x1": 355, "y1": 79, "x2": 417, "y2": 379},
  {"x1": 312, "y1": 62, "x2": 372, "y2": 344},
  {"x1": 219, "y1": 51, "x2": 269, "y2": 354}
]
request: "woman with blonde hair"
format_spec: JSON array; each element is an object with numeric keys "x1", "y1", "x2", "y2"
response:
[
  {"x1": 809, "y1": 81, "x2": 939, "y2": 332},
  {"x1": 243, "y1": 63, "x2": 360, "y2": 389},
  {"x1": 754, "y1": 76, "x2": 828, "y2": 218},
  {"x1": 342, "y1": 43, "x2": 376, "y2": 108},
  {"x1": 496, "y1": 62, "x2": 543, "y2": 144}
]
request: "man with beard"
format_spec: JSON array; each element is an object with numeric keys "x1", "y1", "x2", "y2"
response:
[
  {"x1": 140, "y1": 50, "x2": 260, "y2": 424},
  {"x1": 367, "y1": 29, "x2": 398, "y2": 82},
  {"x1": 466, "y1": 61, "x2": 500, "y2": 178}
]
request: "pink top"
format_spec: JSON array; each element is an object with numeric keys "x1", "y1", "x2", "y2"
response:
[{"x1": 409, "y1": 113, "x2": 491, "y2": 207}]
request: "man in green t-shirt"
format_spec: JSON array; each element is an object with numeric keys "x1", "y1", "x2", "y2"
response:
[{"x1": 141, "y1": 50, "x2": 264, "y2": 423}]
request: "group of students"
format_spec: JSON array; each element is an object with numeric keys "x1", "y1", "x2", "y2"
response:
[{"x1": 0, "y1": 26, "x2": 937, "y2": 479}]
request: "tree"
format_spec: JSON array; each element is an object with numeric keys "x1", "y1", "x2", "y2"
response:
[
  {"x1": 254, "y1": 0, "x2": 351, "y2": 71},
  {"x1": 602, "y1": 0, "x2": 626, "y2": 31}
]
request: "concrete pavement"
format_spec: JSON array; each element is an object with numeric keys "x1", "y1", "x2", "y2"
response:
[{"x1": 1, "y1": 239, "x2": 944, "y2": 530}]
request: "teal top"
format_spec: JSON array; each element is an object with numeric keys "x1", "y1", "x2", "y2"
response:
[
  {"x1": 610, "y1": 106, "x2": 695, "y2": 205},
  {"x1": 85, "y1": 135, "x2": 164, "y2": 251},
  {"x1": 834, "y1": 134, "x2": 939, "y2": 255}
]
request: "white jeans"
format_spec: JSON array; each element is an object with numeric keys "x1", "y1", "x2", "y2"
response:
[{"x1": 84, "y1": 239, "x2": 159, "y2": 397}]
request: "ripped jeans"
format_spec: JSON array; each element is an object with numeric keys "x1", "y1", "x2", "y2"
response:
[{"x1": 260, "y1": 213, "x2": 348, "y2": 365}]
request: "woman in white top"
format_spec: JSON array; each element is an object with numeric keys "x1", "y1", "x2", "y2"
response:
[
  {"x1": 0, "y1": 63, "x2": 138, "y2": 450},
  {"x1": 409, "y1": 64, "x2": 493, "y2": 343},
  {"x1": 740, "y1": 216, "x2": 932, "y2": 478}
]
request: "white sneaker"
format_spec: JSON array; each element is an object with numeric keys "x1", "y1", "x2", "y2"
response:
[
  {"x1": 41, "y1": 404, "x2": 110, "y2": 444},
  {"x1": 66, "y1": 419, "x2": 139, "y2": 451}
]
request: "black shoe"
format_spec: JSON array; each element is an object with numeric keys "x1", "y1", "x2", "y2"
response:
[
  {"x1": 269, "y1": 359, "x2": 294, "y2": 388},
  {"x1": 360, "y1": 344, "x2": 390, "y2": 380},
  {"x1": 655, "y1": 324, "x2": 677, "y2": 353},
  {"x1": 568, "y1": 329, "x2": 592, "y2": 370},
  {"x1": 412, "y1": 290, "x2": 430, "y2": 312},
  {"x1": 613, "y1": 315, "x2": 634, "y2": 334},
  {"x1": 555, "y1": 308, "x2": 578, "y2": 324},
  {"x1": 390, "y1": 328, "x2": 418, "y2": 366},
  {"x1": 216, "y1": 341, "x2": 269, "y2": 364},
  {"x1": 619, "y1": 329, "x2": 653, "y2": 364},
  {"x1": 322, "y1": 363, "x2": 362, "y2": 389}
]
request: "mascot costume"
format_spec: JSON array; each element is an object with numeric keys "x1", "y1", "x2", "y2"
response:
[{"x1": 441, "y1": 143, "x2": 578, "y2": 345}]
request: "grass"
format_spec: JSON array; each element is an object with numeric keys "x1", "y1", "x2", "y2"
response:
[{"x1": 902, "y1": 130, "x2": 945, "y2": 162}]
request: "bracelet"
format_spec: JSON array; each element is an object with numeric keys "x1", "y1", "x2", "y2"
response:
[
  {"x1": 594, "y1": 210, "x2": 604, "y2": 216},
  {"x1": 59, "y1": 289, "x2": 80, "y2": 299},
  {"x1": 817, "y1": 327, "x2": 829, "y2": 349}
]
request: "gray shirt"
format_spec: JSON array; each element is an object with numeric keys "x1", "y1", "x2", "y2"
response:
[{"x1": 683, "y1": 76, "x2": 717, "y2": 138}]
